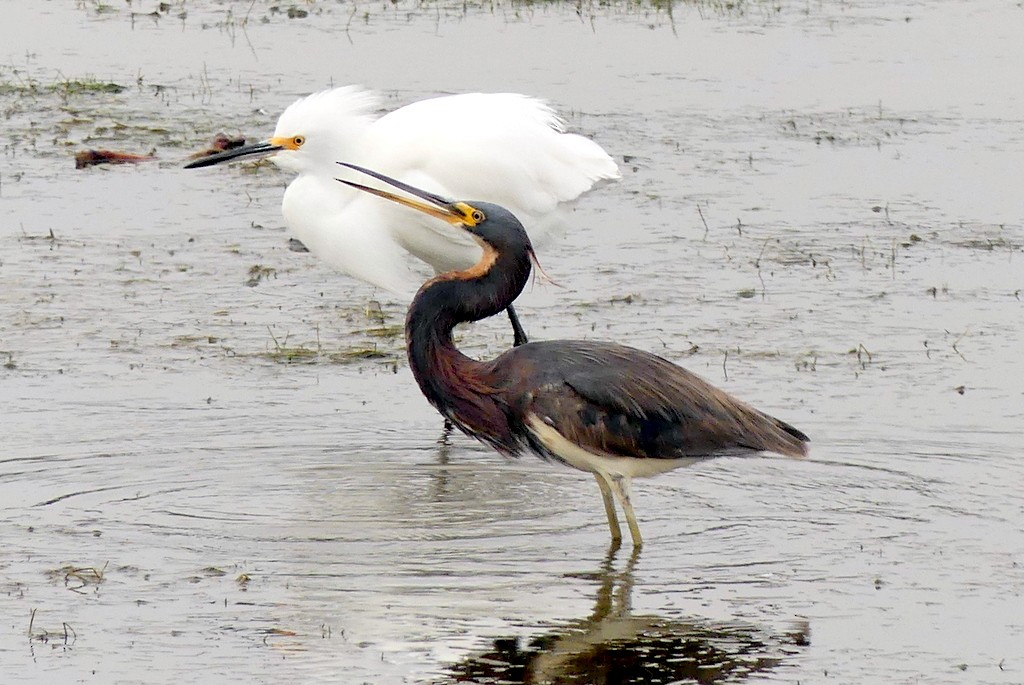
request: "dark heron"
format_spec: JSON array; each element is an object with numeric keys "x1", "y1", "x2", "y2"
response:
[{"x1": 337, "y1": 163, "x2": 809, "y2": 547}]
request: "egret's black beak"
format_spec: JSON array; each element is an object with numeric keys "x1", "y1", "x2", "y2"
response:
[
  {"x1": 336, "y1": 162, "x2": 481, "y2": 227},
  {"x1": 184, "y1": 140, "x2": 284, "y2": 169}
]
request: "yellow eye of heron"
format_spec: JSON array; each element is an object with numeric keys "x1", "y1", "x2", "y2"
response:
[
  {"x1": 471, "y1": 209, "x2": 485, "y2": 224},
  {"x1": 292, "y1": 135, "x2": 305, "y2": 147}
]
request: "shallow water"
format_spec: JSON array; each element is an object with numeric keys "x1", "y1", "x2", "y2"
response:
[{"x1": 1, "y1": 1, "x2": 1022, "y2": 683}]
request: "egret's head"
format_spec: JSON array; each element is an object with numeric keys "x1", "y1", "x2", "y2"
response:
[
  {"x1": 184, "y1": 86, "x2": 379, "y2": 173},
  {"x1": 269, "y1": 87, "x2": 379, "y2": 173}
]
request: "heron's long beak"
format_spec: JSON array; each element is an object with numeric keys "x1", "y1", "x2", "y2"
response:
[
  {"x1": 184, "y1": 139, "x2": 284, "y2": 169},
  {"x1": 335, "y1": 162, "x2": 478, "y2": 227}
]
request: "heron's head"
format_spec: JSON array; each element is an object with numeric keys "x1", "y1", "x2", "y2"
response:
[
  {"x1": 184, "y1": 86, "x2": 379, "y2": 173},
  {"x1": 335, "y1": 162, "x2": 535, "y2": 258}
]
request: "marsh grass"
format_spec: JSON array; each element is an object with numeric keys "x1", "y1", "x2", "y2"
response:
[
  {"x1": 0, "y1": 73, "x2": 124, "y2": 97},
  {"x1": 67, "y1": 0, "x2": 760, "y2": 36},
  {"x1": 256, "y1": 323, "x2": 401, "y2": 365},
  {"x1": 45, "y1": 563, "x2": 108, "y2": 594},
  {"x1": 28, "y1": 609, "x2": 77, "y2": 646}
]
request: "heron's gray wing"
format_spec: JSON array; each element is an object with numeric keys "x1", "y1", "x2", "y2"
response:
[{"x1": 501, "y1": 341, "x2": 807, "y2": 460}]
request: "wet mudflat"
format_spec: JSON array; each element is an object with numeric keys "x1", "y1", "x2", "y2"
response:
[{"x1": 1, "y1": 1, "x2": 1022, "y2": 683}]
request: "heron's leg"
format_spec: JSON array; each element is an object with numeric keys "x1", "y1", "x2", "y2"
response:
[
  {"x1": 507, "y1": 305, "x2": 529, "y2": 347},
  {"x1": 610, "y1": 476, "x2": 643, "y2": 547},
  {"x1": 593, "y1": 472, "x2": 622, "y2": 542},
  {"x1": 437, "y1": 419, "x2": 454, "y2": 449}
]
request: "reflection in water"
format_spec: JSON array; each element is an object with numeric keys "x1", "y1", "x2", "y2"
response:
[
  {"x1": 441, "y1": 548, "x2": 808, "y2": 684},
  {"x1": 430, "y1": 424, "x2": 455, "y2": 501}
]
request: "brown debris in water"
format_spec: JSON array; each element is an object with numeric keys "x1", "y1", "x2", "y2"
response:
[
  {"x1": 75, "y1": 149, "x2": 156, "y2": 169},
  {"x1": 188, "y1": 132, "x2": 246, "y2": 160}
]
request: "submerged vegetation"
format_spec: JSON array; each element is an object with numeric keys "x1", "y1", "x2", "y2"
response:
[
  {"x1": 0, "y1": 65, "x2": 188, "y2": 161},
  {"x1": 0, "y1": 76, "x2": 124, "y2": 98}
]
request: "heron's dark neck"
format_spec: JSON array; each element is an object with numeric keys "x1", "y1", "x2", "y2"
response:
[
  {"x1": 407, "y1": 243, "x2": 531, "y2": 368},
  {"x1": 404, "y1": 244, "x2": 531, "y2": 448}
]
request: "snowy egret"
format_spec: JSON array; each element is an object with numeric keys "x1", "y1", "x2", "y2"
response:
[
  {"x1": 337, "y1": 162, "x2": 810, "y2": 547},
  {"x1": 186, "y1": 87, "x2": 620, "y2": 345}
]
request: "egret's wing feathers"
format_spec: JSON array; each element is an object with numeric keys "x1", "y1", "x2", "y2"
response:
[
  {"x1": 497, "y1": 341, "x2": 808, "y2": 461},
  {"x1": 283, "y1": 176, "x2": 425, "y2": 296},
  {"x1": 366, "y1": 93, "x2": 619, "y2": 250}
]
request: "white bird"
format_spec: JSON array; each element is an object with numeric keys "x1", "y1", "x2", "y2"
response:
[{"x1": 186, "y1": 86, "x2": 620, "y2": 344}]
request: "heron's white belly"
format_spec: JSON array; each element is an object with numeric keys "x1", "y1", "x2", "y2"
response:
[{"x1": 525, "y1": 414, "x2": 700, "y2": 479}]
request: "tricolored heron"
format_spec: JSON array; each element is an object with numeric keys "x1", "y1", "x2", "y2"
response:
[
  {"x1": 335, "y1": 163, "x2": 810, "y2": 547},
  {"x1": 185, "y1": 87, "x2": 620, "y2": 346}
]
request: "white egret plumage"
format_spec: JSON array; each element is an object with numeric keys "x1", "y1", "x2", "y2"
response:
[{"x1": 186, "y1": 87, "x2": 620, "y2": 344}]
